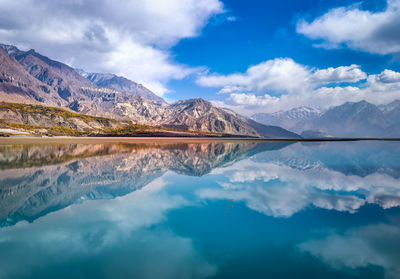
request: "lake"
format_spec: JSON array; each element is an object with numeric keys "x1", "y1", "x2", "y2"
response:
[{"x1": 0, "y1": 140, "x2": 400, "y2": 279}]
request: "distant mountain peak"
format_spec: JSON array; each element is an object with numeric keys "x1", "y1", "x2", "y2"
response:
[
  {"x1": 250, "y1": 105, "x2": 322, "y2": 133},
  {"x1": 173, "y1": 98, "x2": 209, "y2": 105},
  {"x1": 14, "y1": 48, "x2": 68, "y2": 70},
  {"x1": 379, "y1": 99, "x2": 400, "y2": 113},
  {"x1": 340, "y1": 100, "x2": 370, "y2": 107},
  {"x1": 76, "y1": 69, "x2": 166, "y2": 103},
  {"x1": 255, "y1": 106, "x2": 322, "y2": 119},
  {"x1": 0, "y1": 43, "x2": 21, "y2": 55},
  {"x1": 250, "y1": 100, "x2": 400, "y2": 137},
  {"x1": 281, "y1": 106, "x2": 322, "y2": 117}
]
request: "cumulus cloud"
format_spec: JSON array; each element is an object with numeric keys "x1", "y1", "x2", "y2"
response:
[
  {"x1": 195, "y1": 0, "x2": 400, "y2": 115},
  {"x1": 297, "y1": 0, "x2": 400, "y2": 55},
  {"x1": 225, "y1": 93, "x2": 280, "y2": 107},
  {"x1": 374, "y1": 69, "x2": 400, "y2": 83},
  {"x1": 197, "y1": 58, "x2": 312, "y2": 94},
  {"x1": 216, "y1": 85, "x2": 247, "y2": 94},
  {"x1": 198, "y1": 57, "x2": 400, "y2": 114},
  {"x1": 311, "y1": 64, "x2": 367, "y2": 84},
  {"x1": 0, "y1": 0, "x2": 224, "y2": 95}
]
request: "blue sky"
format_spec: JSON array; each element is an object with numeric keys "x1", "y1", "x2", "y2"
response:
[
  {"x1": 1, "y1": 0, "x2": 400, "y2": 114},
  {"x1": 173, "y1": 0, "x2": 391, "y2": 74},
  {"x1": 170, "y1": 0, "x2": 397, "y2": 96}
]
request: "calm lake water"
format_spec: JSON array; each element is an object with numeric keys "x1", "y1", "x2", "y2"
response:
[{"x1": 1, "y1": 140, "x2": 400, "y2": 279}]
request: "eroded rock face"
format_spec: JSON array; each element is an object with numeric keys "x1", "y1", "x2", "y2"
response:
[
  {"x1": 0, "y1": 48, "x2": 63, "y2": 106},
  {"x1": 0, "y1": 106, "x2": 120, "y2": 132},
  {"x1": 80, "y1": 71, "x2": 166, "y2": 103},
  {"x1": 0, "y1": 141, "x2": 291, "y2": 226}
]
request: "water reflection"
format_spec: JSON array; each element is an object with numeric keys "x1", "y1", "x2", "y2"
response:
[
  {"x1": 0, "y1": 140, "x2": 399, "y2": 279},
  {"x1": 0, "y1": 177, "x2": 216, "y2": 279},
  {"x1": 299, "y1": 221, "x2": 400, "y2": 279},
  {"x1": 0, "y1": 141, "x2": 290, "y2": 226},
  {"x1": 199, "y1": 142, "x2": 400, "y2": 217}
]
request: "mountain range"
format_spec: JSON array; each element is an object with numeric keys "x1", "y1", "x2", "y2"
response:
[
  {"x1": 252, "y1": 100, "x2": 400, "y2": 137},
  {"x1": 2, "y1": 43, "x2": 399, "y2": 138},
  {"x1": 0, "y1": 43, "x2": 299, "y2": 138}
]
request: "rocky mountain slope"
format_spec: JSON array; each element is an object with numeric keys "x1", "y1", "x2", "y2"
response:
[
  {"x1": 0, "y1": 47, "x2": 62, "y2": 106},
  {"x1": 253, "y1": 100, "x2": 400, "y2": 137},
  {"x1": 0, "y1": 44, "x2": 299, "y2": 138},
  {"x1": 77, "y1": 70, "x2": 166, "y2": 103},
  {"x1": 1, "y1": 45, "x2": 168, "y2": 120},
  {"x1": 162, "y1": 99, "x2": 300, "y2": 138},
  {"x1": 0, "y1": 102, "x2": 121, "y2": 135},
  {"x1": 0, "y1": 102, "x2": 233, "y2": 137}
]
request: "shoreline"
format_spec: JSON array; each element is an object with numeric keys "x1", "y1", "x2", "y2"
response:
[{"x1": 0, "y1": 136, "x2": 400, "y2": 145}]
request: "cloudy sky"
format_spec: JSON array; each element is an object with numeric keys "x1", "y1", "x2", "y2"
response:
[{"x1": 1, "y1": 0, "x2": 400, "y2": 114}]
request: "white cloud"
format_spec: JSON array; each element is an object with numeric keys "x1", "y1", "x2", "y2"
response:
[
  {"x1": 375, "y1": 69, "x2": 400, "y2": 83},
  {"x1": 217, "y1": 85, "x2": 247, "y2": 94},
  {"x1": 312, "y1": 64, "x2": 367, "y2": 84},
  {"x1": 197, "y1": 56, "x2": 400, "y2": 114},
  {"x1": 226, "y1": 93, "x2": 280, "y2": 107},
  {"x1": 197, "y1": 58, "x2": 312, "y2": 94},
  {"x1": 297, "y1": 0, "x2": 400, "y2": 55},
  {"x1": 0, "y1": 0, "x2": 224, "y2": 95}
]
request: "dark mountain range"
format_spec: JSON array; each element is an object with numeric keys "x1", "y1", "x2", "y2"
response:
[
  {"x1": 313, "y1": 101, "x2": 387, "y2": 137},
  {"x1": 252, "y1": 100, "x2": 400, "y2": 137},
  {"x1": 0, "y1": 44, "x2": 299, "y2": 138}
]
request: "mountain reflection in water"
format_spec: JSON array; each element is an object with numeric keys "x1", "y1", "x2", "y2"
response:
[
  {"x1": 0, "y1": 141, "x2": 290, "y2": 226},
  {"x1": 0, "y1": 140, "x2": 400, "y2": 279}
]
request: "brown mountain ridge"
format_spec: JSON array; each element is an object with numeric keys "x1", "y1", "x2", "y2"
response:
[{"x1": 0, "y1": 43, "x2": 300, "y2": 138}]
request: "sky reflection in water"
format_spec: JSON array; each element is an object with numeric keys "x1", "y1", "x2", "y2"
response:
[{"x1": 0, "y1": 141, "x2": 399, "y2": 279}]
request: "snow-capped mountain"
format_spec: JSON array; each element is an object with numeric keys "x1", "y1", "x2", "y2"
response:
[
  {"x1": 0, "y1": 43, "x2": 21, "y2": 55},
  {"x1": 253, "y1": 100, "x2": 400, "y2": 137},
  {"x1": 251, "y1": 106, "x2": 322, "y2": 133}
]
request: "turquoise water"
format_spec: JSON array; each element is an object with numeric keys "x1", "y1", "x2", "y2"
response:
[{"x1": 0, "y1": 141, "x2": 400, "y2": 279}]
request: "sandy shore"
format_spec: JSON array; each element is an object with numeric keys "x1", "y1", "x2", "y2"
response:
[
  {"x1": 0, "y1": 136, "x2": 271, "y2": 145},
  {"x1": 0, "y1": 136, "x2": 399, "y2": 145}
]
